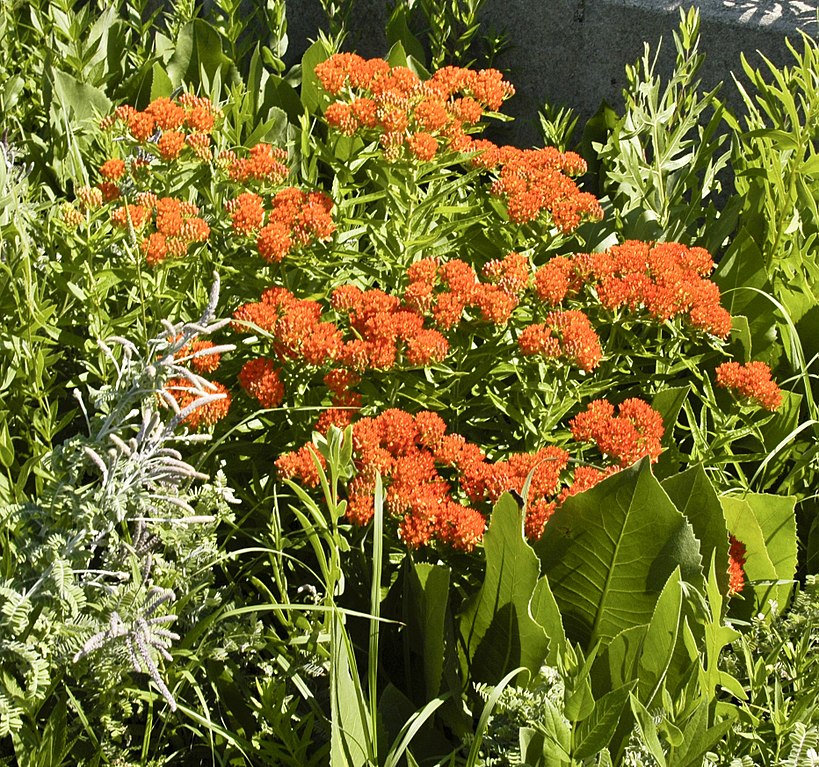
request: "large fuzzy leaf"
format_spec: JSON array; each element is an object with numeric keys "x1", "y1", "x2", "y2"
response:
[
  {"x1": 534, "y1": 461, "x2": 702, "y2": 647},
  {"x1": 458, "y1": 494, "x2": 550, "y2": 682}
]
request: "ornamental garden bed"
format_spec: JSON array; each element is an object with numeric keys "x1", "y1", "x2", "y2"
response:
[{"x1": 1, "y1": 2, "x2": 818, "y2": 765}]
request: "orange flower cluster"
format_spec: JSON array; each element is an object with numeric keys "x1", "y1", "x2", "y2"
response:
[
  {"x1": 534, "y1": 241, "x2": 733, "y2": 338},
  {"x1": 331, "y1": 284, "x2": 450, "y2": 370},
  {"x1": 727, "y1": 534, "x2": 747, "y2": 595},
  {"x1": 468, "y1": 143, "x2": 602, "y2": 230},
  {"x1": 238, "y1": 357, "x2": 286, "y2": 408},
  {"x1": 278, "y1": 405, "x2": 646, "y2": 546},
  {"x1": 404, "y1": 254, "x2": 529, "y2": 328},
  {"x1": 110, "y1": 196, "x2": 210, "y2": 265},
  {"x1": 164, "y1": 378, "x2": 231, "y2": 430},
  {"x1": 315, "y1": 53, "x2": 514, "y2": 162},
  {"x1": 570, "y1": 398, "x2": 665, "y2": 466},
  {"x1": 274, "y1": 444, "x2": 328, "y2": 488},
  {"x1": 100, "y1": 95, "x2": 220, "y2": 161},
  {"x1": 314, "y1": 370, "x2": 363, "y2": 434},
  {"x1": 457, "y1": 446, "x2": 570, "y2": 540},
  {"x1": 220, "y1": 143, "x2": 289, "y2": 184},
  {"x1": 226, "y1": 192, "x2": 265, "y2": 234},
  {"x1": 233, "y1": 287, "x2": 344, "y2": 365},
  {"x1": 174, "y1": 338, "x2": 223, "y2": 374},
  {"x1": 279, "y1": 408, "x2": 487, "y2": 550},
  {"x1": 517, "y1": 310, "x2": 602, "y2": 372},
  {"x1": 226, "y1": 187, "x2": 335, "y2": 263},
  {"x1": 100, "y1": 158, "x2": 126, "y2": 181},
  {"x1": 715, "y1": 361, "x2": 782, "y2": 411}
]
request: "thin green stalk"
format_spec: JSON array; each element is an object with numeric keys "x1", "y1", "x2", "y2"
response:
[{"x1": 368, "y1": 472, "x2": 384, "y2": 765}]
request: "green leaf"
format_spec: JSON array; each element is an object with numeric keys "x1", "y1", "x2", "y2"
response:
[
  {"x1": 637, "y1": 568, "x2": 682, "y2": 706},
  {"x1": 536, "y1": 700, "x2": 572, "y2": 764},
  {"x1": 756, "y1": 390, "x2": 803, "y2": 490},
  {"x1": 386, "y1": 6, "x2": 426, "y2": 65},
  {"x1": 533, "y1": 461, "x2": 703, "y2": 647},
  {"x1": 563, "y1": 643, "x2": 598, "y2": 722},
  {"x1": 166, "y1": 20, "x2": 239, "y2": 90},
  {"x1": 592, "y1": 624, "x2": 646, "y2": 697},
  {"x1": 574, "y1": 682, "x2": 635, "y2": 759},
  {"x1": 386, "y1": 41, "x2": 409, "y2": 68},
  {"x1": 458, "y1": 494, "x2": 550, "y2": 681},
  {"x1": 149, "y1": 62, "x2": 174, "y2": 101},
  {"x1": 720, "y1": 493, "x2": 797, "y2": 618},
  {"x1": 662, "y1": 465, "x2": 730, "y2": 595},
  {"x1": 330, "y1": 613, "x2": 371, "y2": 766},
  {"x1": 530, "y1": 576, "x2": 567, "y2": 665},
  {"x1": 518, "y1": 726, "x2": 547, "y2": 766},
  {"x1": 729, "y1": 314, "x2": 753, "y2": 361},
  {"x1": 50, "y1": 69, "x2": 111, "y2": 123},
  {"x1": 300, "y1": 39, "x2": 331, "y2": 114},
  {"x1": 651, "y1": 386, "x2": 690, "y2": 436},
  {"x1": 669, "y1": 701, "x2": 733, "y2": 767},
  {"x1": 807, "y1": 514, "x2": 819, "y2": 574},
  {"x1": 802, "y1": 151, "x2": 819, "y2": 176},
  {"x1": 630, "y1": 694, "x2": 667, "y2": 766},
  {"x1": 408, "y1": 563, "x2": 450, "y2": 698},
  {"x1": 0, "y1": 420, "x2": 14, "y2": 469}
]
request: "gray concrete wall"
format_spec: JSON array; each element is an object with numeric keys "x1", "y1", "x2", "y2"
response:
[{"x1": 284, "y1": 0, "x2": 817, "y2": 146}]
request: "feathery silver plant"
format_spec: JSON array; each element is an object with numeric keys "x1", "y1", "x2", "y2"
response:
[{"x1": 0, "y1": 275, "x2": 237, "y2": 734}]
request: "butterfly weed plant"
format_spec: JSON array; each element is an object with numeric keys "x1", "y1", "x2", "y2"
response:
[{"x1": 1, "y1": 2, "x2": 819, "y2": 764}]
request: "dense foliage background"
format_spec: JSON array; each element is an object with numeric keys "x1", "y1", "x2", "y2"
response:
[{"x1": 1, "y1": 1, "x2": 818, "y2": 765}]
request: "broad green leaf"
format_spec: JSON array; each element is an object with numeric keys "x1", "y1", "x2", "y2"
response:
[
  {"x1": 149, "y1": 62, "x2": 173, "y2": 101},
  {"x1": 458, "y1": 494, "x2": 550, "y2": 681},
  {"x1": 720, "y1": 493, "x2": 796, "y2": 617},
  {"x1": 408, "y1": 563, "x2": 450, "y2": 698},
  {"x1": 530, "y1": 575, "x2": 567, "y2": 665},
  {"x1": 166, "y1": 20, "x2": 239, "y2": 90},
  {"x1": 50, "y1": 69, "x2": 111, "y2": 123},
  {"x1": 729, "y1": 315, "x2": 753, "y2": 361},
  {"x1": 538, "y1": 699, "x2": 572, "y2": 764},
  {"x1": 301, "y1": 39, "x2": 331, "y2": 114},
  {"x1": 808, "y1": 514, "x2": 819, "y2": 574},
  {"x1": 756, "y1": 390, "x2": 803, "y2": 490},
  {"x1": 518, "y1": 726, "x2": 547, "y2": 766},
  {"x1": 574, "y1": 682, "x2": 634, "y2": 759},
  {"x1": 630, "y1": 694, "x2": 667, "y2": 766},
  {"x1": 0, "y1": 421, "x2": 14, "y2": 469},
  {"x1": 534, "y1": 461, "x2": 702, "y2": 647},
  {"x1": 386, "y1": 41, "x2": 409, "y2": 68},
  {"x1": 669, "y1": 701, "x2": 733, "y2": 767},
  {"x1": 662, "y1": 465, "x2": 729, "y2": 595},
  {"x1": 713, "y1": 230, "x2": 780, "y2": 361},
  {"x1": 563, "y1": 643, "x2": 597, "y2": 722},
  {"x1": 596, "y1": 624, "x2": 645, "y2": 697},
  {"x1": 638, "y1": 568, "x2": 682, "y2": 705},
  {"x1": 386, "y1": 6, "x2": 426, "y2": 65}
]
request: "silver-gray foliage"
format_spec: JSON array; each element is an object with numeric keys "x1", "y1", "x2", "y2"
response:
[{"x1": 0, "y1": 276, "x2": 236, "y2": 736}]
